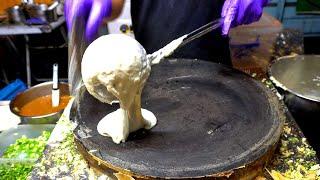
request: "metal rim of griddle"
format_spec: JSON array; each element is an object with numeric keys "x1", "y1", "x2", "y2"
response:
[
  {"x1": 71, "y1": 59, "x2": 285, "y2": 179},
  {"x1": 269, "y1": 55, "x2": 320, "y2": 103}
]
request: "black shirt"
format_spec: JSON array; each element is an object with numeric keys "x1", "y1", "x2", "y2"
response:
[{"x1": 131, "y1": 0, "x2": 231, "y2": 65}]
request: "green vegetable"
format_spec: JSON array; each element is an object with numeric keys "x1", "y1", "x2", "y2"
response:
[
  {"x1": 0, "y1": 131, "x2": 51, "y2": 180},
  {"x1": 0, "y1": 164, "x2": 33, "y2": 180},
  {"x1": 288, "y1": 137, "x2": 299, "y2": 144}
]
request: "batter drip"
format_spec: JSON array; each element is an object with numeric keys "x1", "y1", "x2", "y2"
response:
[
  {"x1": 81, "y1": 33, "x2": 185, "y2": 144},
  {"x1": 81, "y1": 34, "x2": 156, "y2": 144}
]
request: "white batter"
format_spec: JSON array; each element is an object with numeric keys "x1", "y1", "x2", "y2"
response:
[
  {"x1": 149, "y1": 35, "x2": 187, "y2": 65},
  {"x1": 81, "y1": 34, "x2": 185, "y2": 144},
  {"x1": 82, "y1": 34, "x2": 156, "y2": 144}
]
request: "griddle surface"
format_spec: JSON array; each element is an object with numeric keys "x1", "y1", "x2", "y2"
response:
[{"x1": 71, "y1": 59, "x2": 283, "y2": 178}]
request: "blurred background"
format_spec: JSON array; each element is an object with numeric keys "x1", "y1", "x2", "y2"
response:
[{"x1": 0, "y1": 0, "x2": 320, "y2": 88}]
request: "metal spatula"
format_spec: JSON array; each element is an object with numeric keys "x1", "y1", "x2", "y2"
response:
[{"x1": 148, "y1": 18, "x2": 223, "y2": 65}]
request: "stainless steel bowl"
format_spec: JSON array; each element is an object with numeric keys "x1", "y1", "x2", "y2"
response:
[
  {"x1": 9, "y1": 82, "x2": 70, "y2": 124},
  {"x1": 7, "y1": 5, "x2": 26, "y2": 24},
  {"x1": 269, "y1": 55, "x2": 320, "y2": 115}
]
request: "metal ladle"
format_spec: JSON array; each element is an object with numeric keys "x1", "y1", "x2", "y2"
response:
[
  {"x1": 68, "y1": 18, "x2": 223, "y2": 95},
  {"x1": 147, "y1": 18, "x2": 223, "y2": 65}
]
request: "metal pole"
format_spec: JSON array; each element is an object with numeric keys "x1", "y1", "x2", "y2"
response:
[
  {"x1": 0, "y1": 66, "x2": 8, "y2": 84},
  {"x1": 276, "y1": 0, "x2": 286, "y2": 21},
  {"x1": 60, "y1": 26, "x2": 68, "y2": 44},
  {"x1": 24, "y1": 35, "x2": 31, "y2": 88}
]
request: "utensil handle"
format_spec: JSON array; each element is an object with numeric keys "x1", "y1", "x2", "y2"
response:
[
  {"x1": 180, "y1": 18, "x2": 223, "y2": 47},
  {"x1": 68, "y1": 16, "x2": 88, "y2": 95},
  {"x1": 53, "y1": 63, "x2": 58, "y2": 89},
  {"x1": 148, "y1": 18, "x2": 223, "y2": 65}
]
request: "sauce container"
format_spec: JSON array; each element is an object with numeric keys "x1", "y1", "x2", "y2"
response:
[{"x1": 9, "y1": 82, "x2": 70, "y2": 124}]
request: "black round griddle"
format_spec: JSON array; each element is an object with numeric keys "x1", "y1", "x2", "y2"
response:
[{"x1": 71, "y1": 59, "x2": 284, "y2": 179}]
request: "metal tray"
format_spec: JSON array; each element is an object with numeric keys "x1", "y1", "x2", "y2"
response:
[{"x1": 0, "y1": 124, "x2": 55, "y2": 157}]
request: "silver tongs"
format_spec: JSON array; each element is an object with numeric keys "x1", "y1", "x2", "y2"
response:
[{"x1": 148, "y1": 18, "x2": 223, "y2": 65}]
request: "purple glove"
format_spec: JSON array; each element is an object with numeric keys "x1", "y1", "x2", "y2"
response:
[
  {"x1": 65, "y1": 0, "x2": 112, "y2": 41},
  {"x1": 221, "y1": 0, "x2": 269, "y2": 35}
]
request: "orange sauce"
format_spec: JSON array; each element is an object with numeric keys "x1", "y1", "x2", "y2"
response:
[{"x1": 18, "y1": 95, "x2": 71, "y2": 116}]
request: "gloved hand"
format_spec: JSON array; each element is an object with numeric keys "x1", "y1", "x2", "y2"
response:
[
  {"x1": 64, "y1": 0, "x2": 112, "y2": 41},
  {"x1": 221, "y1": 0, "x2": 269, "y2": 35}
]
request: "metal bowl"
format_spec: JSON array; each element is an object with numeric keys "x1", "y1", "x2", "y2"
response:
[
  {"x1": 9, "y1": 82, "x2": 70, "y2": 124},
  {"x1": 269, "y1": 55, "x2": 320, "y2": 156},
  {"x1": 269, "y1": 55, "x2": 320, "y2": 118},
  {"x1": 7, "y1": 5, "x2": 26, "y2": 24}
]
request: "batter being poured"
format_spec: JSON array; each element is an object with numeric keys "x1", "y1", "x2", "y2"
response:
[{"x1": 81, "y1": 34, "x2": 184, "y2": 144}]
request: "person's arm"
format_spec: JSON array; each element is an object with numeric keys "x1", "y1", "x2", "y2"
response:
[{"x1": 107, "y1": 0, "x2": 125, "y2": 21}]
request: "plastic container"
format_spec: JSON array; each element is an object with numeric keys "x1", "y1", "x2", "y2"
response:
[{"x1": 0, "y1": 79, "x2": 27, "y2": 101}]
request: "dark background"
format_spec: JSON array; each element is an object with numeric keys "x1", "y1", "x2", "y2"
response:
[{"x1": 1, "y1": 30, "x2": 320, "y2": 88}]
